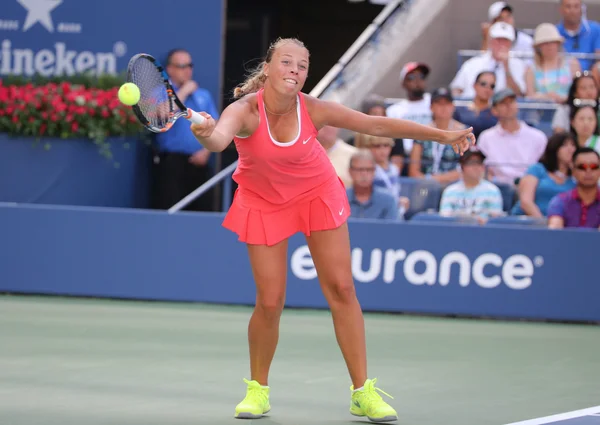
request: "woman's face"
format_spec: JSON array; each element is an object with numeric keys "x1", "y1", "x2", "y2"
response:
[
  {"x1": 571, "y1": 106, "x2": 597, "y2": 140},
  {"x1": 575, "y1": 76, "x2": 598, "y2": 100},
  {"x1": 431, "y1": 98, "x2": 455, "y2": 121},
  {"x1": 368, "y1": 106, "x2": 386, "y2": 116},
  {"x1": 557, "y1": 138, "x2": 577, "y2": 166},
  {"x1": 369, "y1": 140, "x2": 393, "y2": 164},
  {"x1": 474, "y1": 73, "x2": 496, "y2": 102},
  {"x1": 537, "y1": 41, "x2": 560, "y2": 60}
]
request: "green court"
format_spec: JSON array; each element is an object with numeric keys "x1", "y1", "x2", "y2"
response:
[{"x1": 1, "y1": 295, "x2": 599, "y2": 425}]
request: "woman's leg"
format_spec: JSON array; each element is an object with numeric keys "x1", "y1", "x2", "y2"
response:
[
  {"x1": 305, "y1": 222, "x2": 367, "y2": 389},
  {"x1": 306, "y1": 223, "x2": 397, "y2": 422},
  {"x1": 235, "y1": 239, "x2": 289, "y2": 419},
  {"x1": 246, "y1": 239, "x2": 289, "y2": 386}
]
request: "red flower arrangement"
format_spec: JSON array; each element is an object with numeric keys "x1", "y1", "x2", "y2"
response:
[{"x1": 0, "y1": 77, "x2": 143, "y2": 143}]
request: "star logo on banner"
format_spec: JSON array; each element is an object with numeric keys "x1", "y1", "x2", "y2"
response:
[{"x1": 17, "y1": 0, "x2": 62, "y2": 32}]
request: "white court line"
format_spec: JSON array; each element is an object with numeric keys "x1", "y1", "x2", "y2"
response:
[{"x1": 505, "y1": 406, "x2": 600, "y2": 425}]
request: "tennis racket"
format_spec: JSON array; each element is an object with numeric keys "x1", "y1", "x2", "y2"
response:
[{"x1": 126, "y1": 53, "x2": 205, "y2": 133}]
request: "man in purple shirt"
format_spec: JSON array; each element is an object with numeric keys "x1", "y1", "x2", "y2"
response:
[{"x1": 548, "y1": 147, "x2": 600, "y2": 229}]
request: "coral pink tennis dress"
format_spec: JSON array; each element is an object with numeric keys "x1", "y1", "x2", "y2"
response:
[{"x1": 222, "y1": 88, "x2": 350, "y2": 246}]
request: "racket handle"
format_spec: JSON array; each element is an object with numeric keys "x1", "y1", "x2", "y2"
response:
[{"x1": 186, "y1": 108, "x2": 205, "y2": 125}]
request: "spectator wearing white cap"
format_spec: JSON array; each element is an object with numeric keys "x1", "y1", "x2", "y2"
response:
[
  {"x1": 386, "y1": 62, "x2": 432, "y2": 157},
  {"x1": 481, "y1": 2, "x2": 534, "y2": 58},
  {"x1": 525, "y1": 23, "x2": 581, "y2": 103},
  {"x1": 451, "y1": 22, "x2": 527, "y2": 99}
]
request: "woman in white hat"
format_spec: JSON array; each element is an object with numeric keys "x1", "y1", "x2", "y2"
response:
[{"x1": 525, "y1": 23, "x2": 581, "y2": 103}]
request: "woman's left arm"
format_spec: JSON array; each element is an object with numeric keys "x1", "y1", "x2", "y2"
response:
[{"x1": 307, "y1": 96, "x2": 475, "y2": 154}]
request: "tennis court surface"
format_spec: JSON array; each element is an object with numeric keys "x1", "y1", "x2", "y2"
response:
[{"x1": 1, "y1": 295, "x2": 598, "y2": 425}]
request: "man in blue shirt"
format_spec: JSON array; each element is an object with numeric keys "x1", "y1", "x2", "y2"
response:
[
  {"x1": 556, "y1": 0, "x2": 600, "y2": 71},
  {"x1": 346, "y1": 150, "x2": 400, "y2": 220},
  {"x1": 152, "y1": 48, "x2": 220, "y2": 211}
]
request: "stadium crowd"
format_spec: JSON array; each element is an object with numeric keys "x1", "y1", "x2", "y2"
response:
[
  {"x1": 152, "y1": 0, "x2": 600, "y2": 231},
  {"x1": 320, "y1": 0, "x2": 600, "y2": 230}
]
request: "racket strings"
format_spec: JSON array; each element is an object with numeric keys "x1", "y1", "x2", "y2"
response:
[{"x1": 128, "y1": 58, "x2": 174, "y2": 129}]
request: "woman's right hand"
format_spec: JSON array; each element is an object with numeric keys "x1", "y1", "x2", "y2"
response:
[{"x1": 190, "y1": 112, "x2": 216, "y2": 139}]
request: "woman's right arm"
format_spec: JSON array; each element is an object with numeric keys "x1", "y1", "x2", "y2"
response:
[
  {"x1": 190, "y1": 99, "x2": 251, "y2": 152},
  {"x1": 517, "y1": 174, "x2": 544, "y2": 218}
]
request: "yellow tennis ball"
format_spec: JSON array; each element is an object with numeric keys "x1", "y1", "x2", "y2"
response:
[{"x1": 118, "y1": 83, "x2": 140, "y2": 106}]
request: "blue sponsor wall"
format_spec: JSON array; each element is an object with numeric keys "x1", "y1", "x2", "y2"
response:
[
  {"x1": 0, "y1": 204, "x2": 598, "y2": 323},
  {"x1": 0, "y1": 0, "x2": 224, "y2": 104},
  {"x1": 0, "y1": 0, "x2": 224, "y2": 208}
]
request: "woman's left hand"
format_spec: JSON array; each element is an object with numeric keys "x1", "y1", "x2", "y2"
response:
[{"x1": 440, "y1": 127, "x2": 476, "y2": 155}]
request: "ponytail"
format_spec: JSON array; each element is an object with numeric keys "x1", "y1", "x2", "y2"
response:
[
  {"x1": 233, "y1": 62, "x2": 267, "y2": 99},
  {"x1": 232, "y1": 37, "x2": 308, "y2": 99}
]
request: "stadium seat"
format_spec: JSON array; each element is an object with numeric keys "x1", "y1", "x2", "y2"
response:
[
  {"x1": 486, "y1": 215, "x2": 548, "y2": 227},
  {"x1": 494, "y1": 182, "x2": 517, "y2": 212},
  {"x1": 398, "y1": 177, "x2": 443, "y2": 219},
  {"x1": 410, "y1": 211, "x2": 480, "y2": 225}
]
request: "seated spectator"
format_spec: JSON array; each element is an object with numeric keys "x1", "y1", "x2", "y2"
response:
[
  {"x1": 570, "y1": 102, "x2": 600, "y2": 152},
  {"x1": 439, "y1": 149, "x2": 504, "y2": 224},
  {"x1": 363, "y1": 135, "x2": 410, "y2": 217},
  {"x1": 356, "y1": 94, "x2": 406, "y2": 172},
  {"x1": 478, "y1": 89, "x2": 548, "y2": 185},
  {"x1": 386, "y1": 62, "x2": 432, "y2": 157},
  {"x1": 548, "y1": 147, "x2": 600, "y2": 229},
  {"x1": 481, "y1": 2, "x2": 534, "y2": 58},
  {"x1": 409, "y1": 88, "x2": 464, "y2": 184},
  {"x1": 453, "y1": 71, "x2": 499, "y2": 139},
  {"x1": 512, "y1": 133, "x2": 577, "y2": 217},
  {"x1": 525, "y1": 23, "x2": 580, "y2": 103},
  {"x1": 346, "y1": 150, "x2": 400, "y2": 220},
  {"x1": 317, "y1": 125, "x2": 358, "y2": 188},
  {"x1": 556, "y1": 0, "x2": 600, "y2": 72},
  {"x1": 451, "y1": 21, "x2": 527, "y2": 98},
  {"x1": 552, "y1": 71, "x2": 599, "y2": 133}
]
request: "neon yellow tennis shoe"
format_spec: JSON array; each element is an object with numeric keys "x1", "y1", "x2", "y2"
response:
[
  {"x1": 350, "y1": 378, "x2": 398, "y2": 423},
  {"x1": 234, "y1": 378, "x2": 271, "y2": 419}
]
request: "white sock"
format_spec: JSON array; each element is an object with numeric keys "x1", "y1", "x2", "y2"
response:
[
  {"x1": 353, "y1": 386, "x2": 364, "y2": 392},
  {"x1": 262, "y1": 385, "x2": 269, "y2": 389}
]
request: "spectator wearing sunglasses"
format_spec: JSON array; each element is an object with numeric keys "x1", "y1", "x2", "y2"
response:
[
  {"x1": 152, "y1": 48, "x2": 221, "y2": 212},
  {"x1": 386, "y1": 62, "x2": 432, "y2": 157},
  {"x1": 453, "y1": 71, "x2": 498, "y2": 139},
  {"x1": 547, "y1": 147, "x2": 600, "y2": 229},
  {"x1": 551, "y1": 71, "x2": 598, "y2": 133},
  {"x1": 556, "y1": 0, "x2": 600, "y2": 72}
]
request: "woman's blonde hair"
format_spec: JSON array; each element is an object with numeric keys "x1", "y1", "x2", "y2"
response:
[
  {"x1": 233, "y1": 37, "x2": 308, "y2": 99},
  {"x1": 355, "y1": 134, "x2": 395, "y2": 149}
]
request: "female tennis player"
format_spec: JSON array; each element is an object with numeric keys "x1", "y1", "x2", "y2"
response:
[{"x1": 191, "y1": 38, "x2": 475, "y2": 423}]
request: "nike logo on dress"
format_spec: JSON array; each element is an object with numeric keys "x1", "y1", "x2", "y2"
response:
[
  {"x1": 303, "y1": 136, "x2": 311, "y2": 144},
  {"x1": 339, "y1": 208, "x2": 344, "y2": 215}
]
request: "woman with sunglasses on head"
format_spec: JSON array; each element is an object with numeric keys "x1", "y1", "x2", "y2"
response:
[
  {"x1": 552, "y1": 71, "x2": 599, "y2": 133},
  {"x1": 511, "y1": 133, "x2": 577, "y2": 217},
  {"x1": 453, "y1": 71, "x2": 498, "y2": 140},
  {"x1": 570, "y1": 101, "x2": 600, "y2": 154}
]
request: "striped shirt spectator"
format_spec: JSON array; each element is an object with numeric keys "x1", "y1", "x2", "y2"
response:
[{"x1": 439, "y1": 150, "x2": 504, "y2": 223}]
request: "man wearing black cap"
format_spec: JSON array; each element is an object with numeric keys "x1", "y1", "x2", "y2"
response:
[
  {"x1": 408, "y1": 88, "x2": 465, "y2": 184},
  {"x1": 477, "y1": 88, "x2": 548, "y2": 185},
  {"x1": 439, "y1": 148, "x2": 504, "y2": 224}
]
